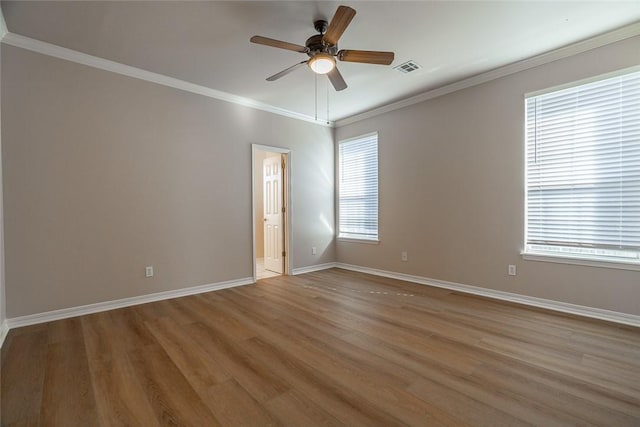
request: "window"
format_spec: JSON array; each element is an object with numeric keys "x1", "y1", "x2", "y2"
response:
[
  {"x1": 338, "y1": 133, "x2": 379, "y2": 241},
  {"x1": 524, "y1": 68, "x2": 640, "y2": 267}
]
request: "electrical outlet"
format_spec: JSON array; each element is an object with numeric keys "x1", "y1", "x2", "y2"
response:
[
  {"x1": 312, "y1": 247, "x2": 317, "y2": 255},
  {"x1": 401, "y1": 251, "x2": 408, "y2": 262},
  {"x1": 145, "y1": 266, "x2": 154, "y2": 278},
  {"x1": 508, "y1": 265, "x2": 516, "y2": 276}
]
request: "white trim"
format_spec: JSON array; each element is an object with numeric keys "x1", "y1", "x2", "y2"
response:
[
  {"x1": 338, "y1": 131, "x2": 379, "y2": 145},
  {"x1": 252, "y1": 149, "x2": 257, "y2": 282},
  {"x1": 0, "y1": 320, "x2": 8, "y2": 348},
  {"x1": 0, "y1": 5, "x2": 7, "y2": 40},
  {"x1": 525, "y1": 64, "x2": 640, "y2": 98},
  {"x1": 522, "y1": 252, "x2": 640, "y2": 272},
  {"x1": 251, "y1": 144, "x2": 293, "y2": 282},
  {"x1": 335, "y1": 263, "x2": 640, "y2": 328},
  {"x1": 337, "y1": 237, "x2": 380, "y2": 245},
  {"x1": 292, "y1": 262, "x2": 338, "y2": 275},
  {"x1": 1, "y1": 32, "x2": 333, "y2": 128},
  {"x1": 252, "y1": 144, "x2": 292, "y2": 154},
  {"x1": 0, "y1": 3, "x2": 6, "y2": 350},
  {"x1": 336, "y1": 22, "x2": 640, "y2": 127},
  {"x1": 337, "y1": 132, "x2": 380, "y2": 242},
  {"x1": 1, "y1": 22, "x2": 637, "y2": 130},
  {"x1": 5, "y1": 277, "x2": 254, "y2": 330}
]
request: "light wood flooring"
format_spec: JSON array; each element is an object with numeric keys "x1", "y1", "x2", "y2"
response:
[{"x1": 2, "y1": 268, "x2": 640, "y2": 426}]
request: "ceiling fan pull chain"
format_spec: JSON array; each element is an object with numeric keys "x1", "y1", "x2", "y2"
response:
[
  {"x1": 326, "y1": 80, "x2": 330, "y2": 124},
  {"x1": 315, "y1": 73, "x2": 318, "y2": 121}
]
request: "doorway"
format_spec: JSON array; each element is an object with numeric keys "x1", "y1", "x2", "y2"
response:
[{"x1": 252, "y1": 145, "x2": 291, "y2": 281}]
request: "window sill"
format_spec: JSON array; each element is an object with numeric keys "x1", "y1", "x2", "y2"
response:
[
  {"x1": 337, "y1": 237, "x2": 380, "y2": 245},
  {"x1": 522, "y1": 251, "x2": 640, "y2": 272}
]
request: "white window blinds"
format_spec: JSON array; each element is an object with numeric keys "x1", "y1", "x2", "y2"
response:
[
  {"x1": 525, "y1": 68, "x2": 640, "y2": 264},
  {"x1": 339, "y1": 133, "x2": 379, "y2": 241}
]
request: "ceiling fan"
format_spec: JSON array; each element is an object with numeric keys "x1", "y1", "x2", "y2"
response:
[{"x1": 250, "y1": 5, "x2": 394, "y2": 91}]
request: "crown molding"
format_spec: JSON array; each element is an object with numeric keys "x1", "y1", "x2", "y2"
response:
[
  {"x1": 2, "y1": 21, "x2": 639, "y2": 130},
  {"x1": 1, "y1": 32, "x2": 334, "y2": 128},
  {"x1": 336, "y1": 22, "x2": 640, "y2": 127}
]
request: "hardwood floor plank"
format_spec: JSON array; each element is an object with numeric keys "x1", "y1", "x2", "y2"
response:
[
  {"x1": 39, "y1": 340, "x2": 100, "y2": 426},
  {"x1": 266, "y1": 338, "x2": 466, "y2": 426},
  {"x1": 183, "y1": 321, "x2": 290, "y2": 403},
  {"x1": 212, "y1": 299, "x2": 465, "y2": 426},
  {"x1": 203, "y1": 378, "x2": 281, "y2": 426},
  {"x1": 478, "y1": 334, "x2": 640, "y2": 396},
  {"x1": 581, "y1": 353, "x2": 640, "y2": 385},
  {"x1": 127, "y1": 344, "x2": 222, "y2": 426},
  {"x1": 108, "y1": 307, "x2": 156, "y2": 350},
  {"x1": 222, "y1": 286, "x2": 355, "y2": 337},
  {"x1": 405, "y1": 376, "x2": 531, "y2": 427},
  {"x1": 240, "y1": 336, "x2": 406, "y2": 426},
  {"x1": 149, "y1": 298, "x2": 198, "y2": 326},
  {"x1": 1, "y1": 329, "x2": 48, "y2": 426},
  {"x1": 130, "y1": 301, "x2": 167, "y2": 323},
  {"x1": 81, "y1": 311, "x2": 160, "y2": 426},
  {"x1": 469, "y1": 361, "x2": 640, "y2": 426},
  {"x1": 81, "y1": 311, "x2": 122, "y2": 361},
  {"x1": 573, "y1": 332, "x2": 640, "y2": 365},
  {"x1": 144, "y1": 316, "x2": 230, "y2": 392},
  {"x1": 477, "y1": 351, "x2": 640, "y2": 418},
  {"x1": 47, "y1": 317, "x2": 83, "y2": 344},
  {"x1": 87, "y1": 352, "x2": 160, "y2": 427},
  {"x1": 3, "y1": 268, "x2": 639, "y2": 426},
  {"x1": 265, "y1": 390, "x2": 343, "y2": 427},
  {"x1": 407, "y1": 370, "x2": 571, "y2": 427},
  {"x1": 269, "y1": 274, "x2": 487, "y2": 347},
  {"x1": 177, "y1": 294, "x2": 257, "y2": 341},
  {"x1": 263, "y1": 317, "x2": 416, "y2": 389}
]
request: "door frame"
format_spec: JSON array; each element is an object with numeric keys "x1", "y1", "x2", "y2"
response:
[{"x1": 251, "y1": 144, "x2": 292, "y2": 281}]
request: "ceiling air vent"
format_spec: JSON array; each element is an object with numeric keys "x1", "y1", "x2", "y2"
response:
[{"x1": 393, "y1": 60, "x2": 422, "y2": 74}]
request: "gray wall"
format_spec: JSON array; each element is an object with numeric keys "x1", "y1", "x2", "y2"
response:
[
  {"x1": 336, "y1": 35, "x2": 640, "y2": 316},
  {"x1": 2, "y1": 44, "x2": 335, "y2": 318},
  {"x1": 3, "y1": 33, "x2": 637, "y2": 319}
]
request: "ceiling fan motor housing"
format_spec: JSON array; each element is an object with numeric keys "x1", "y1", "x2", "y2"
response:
[{"x1": 305, "y1": 33, "x2": 337, "y2": 57}]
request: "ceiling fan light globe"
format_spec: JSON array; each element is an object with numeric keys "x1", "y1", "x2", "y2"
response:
[{"x1": 308, "y1": 54, "x2": 335, "y2": 74}]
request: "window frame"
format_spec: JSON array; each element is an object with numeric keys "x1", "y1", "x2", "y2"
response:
[
  {"x1": 522, "y1": 65, "x2": 640, "y2": 271},
  {"x1": 337, "y1": 132, "x2": 380, "y2": 243}
]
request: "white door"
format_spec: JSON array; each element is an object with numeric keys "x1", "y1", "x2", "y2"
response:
[{"x1": 263, "y1": 155, "x2": 283, "y2": 274}]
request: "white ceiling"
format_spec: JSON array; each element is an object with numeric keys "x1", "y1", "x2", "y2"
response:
[{"x1": 2, "y1": 1, "x2": 640, "y2": 122}]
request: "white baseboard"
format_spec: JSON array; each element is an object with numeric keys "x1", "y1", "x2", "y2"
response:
[
  {"x1": 0, "y1": 319, "x2": 8, "y2": 348},
  {"x1": 5, "y1": 262, "x2": 638, "y2": 343},
  {"x1": 5, "y1": 277, "x2": 254, "y2": 331},
  {"x1": 292, "y1": 262, "x2": 337, "y2": 275},
  {"x1": 335, "y1": 263, "x2": 640, "y2": 328}
]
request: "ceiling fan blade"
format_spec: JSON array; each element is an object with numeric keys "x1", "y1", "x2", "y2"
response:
[
  {"x1": 322, "y1": 5, "x2": 356, "y2": 46},
  {"x1": 266, "y1": 61, "x2": 308, "y2": 81},
  {"x1": 327, "y1": 67, "x2": 347, "y2": 91},
  {"x1": 338, "y1": 50, "x2": 394, "y2": 65},
  {"x1": 250, "y1": 35, "x2": 308, "y2": 53}
]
